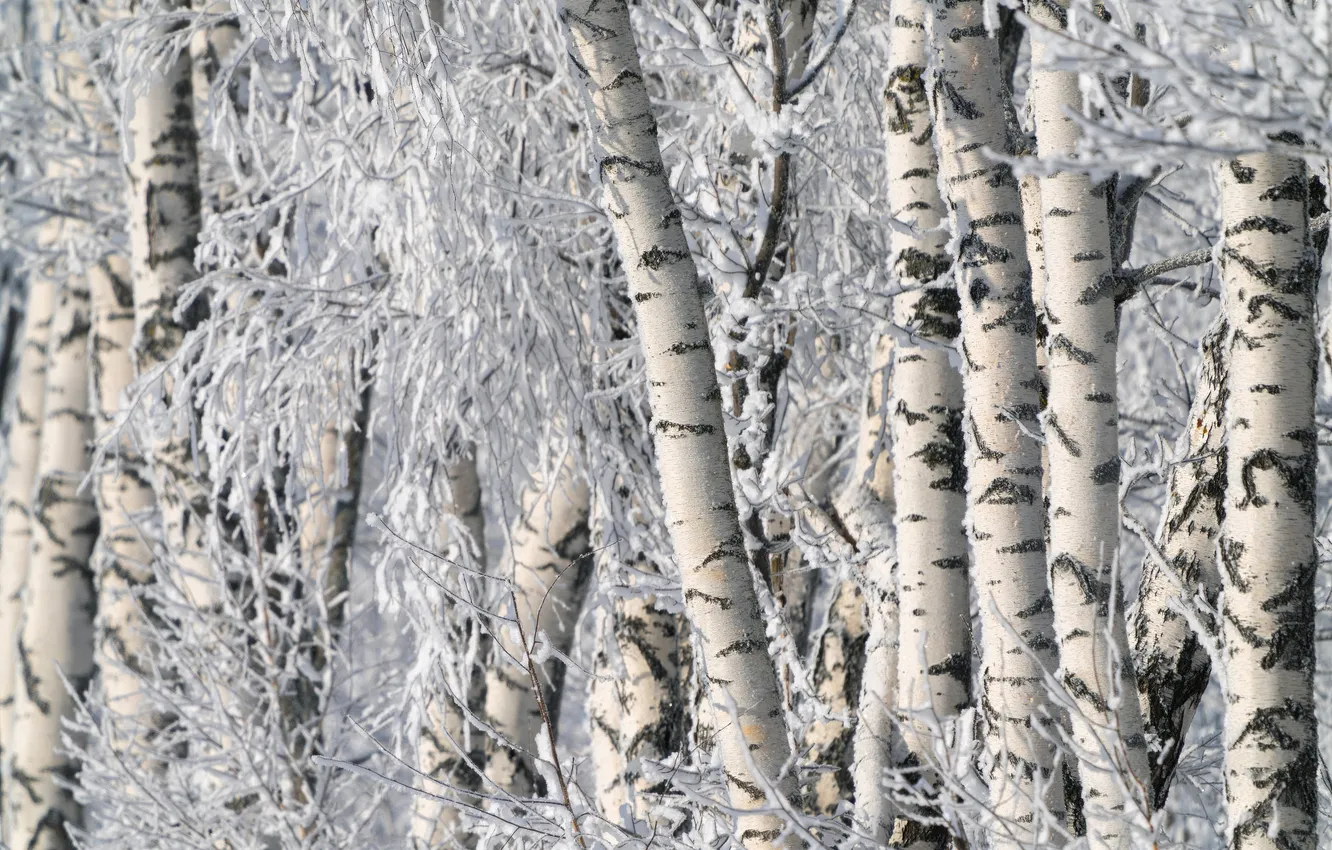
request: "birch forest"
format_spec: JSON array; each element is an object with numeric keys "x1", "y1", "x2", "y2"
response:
[{"x1": 3, "y1": 0, "x2": 1332, "y2": 847}]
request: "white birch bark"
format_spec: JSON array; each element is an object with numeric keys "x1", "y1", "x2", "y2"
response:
[
  {"x1": 413, "y1": 449, "x2": 487, "y2": 848},
  {"x1": 613, "y1": 589, "x2": 682, "y2": 821},
  {"x1": 925, "y1": 1, "x2": 1063, "y2": 840},
  {"x1": 125, "y1": 28, "x2": 210, "y2": 603},
  {"x1": 0, "y1": 274, "x2": 54, "y2": 791},
  {"x1": 557, "y1": 0, "x2": 796, "y2": 842},
  {"x1": 482, "y1": 458, "x2": 590, "y2": 795},
  {"x1": 88, "y1": 254, "x2": 159, "y2": 750},
  {"x1": 848, "y1": 496, "x2": 898, "y2": 843},
  {"x1": 1128, "y1": 323, "x2": 1225, "y2": 809},
  {"x1": 846, "y1": 335, "x2": 899, "y2": 841},
  {"x1": 1217, "y1": 153, "x2": 1318, "y2": 850},
  {"x1": 879, "y1": 5, "x2": 971, "y2": 845},
  {"x1": 1020, "y1": 174, "x2": 1049, "y2": 414},
  {"x1": 8, "y1": 273, "x2": 97, "y2": 850},
  {"x1": 589, "y1": 624, "x2": 629, "y2": 825},
  {"x1": 1028, "y1": 3, "x2": 1149, "y2": 843}
]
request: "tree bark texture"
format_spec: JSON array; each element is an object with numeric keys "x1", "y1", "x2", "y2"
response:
[
  {"x1": 88, "y1": 254, "x2": 159, "y2": 752},
  {"x1": 413, "y1": 449, "x2": 487, "y2": 848},
  {"x1": 881, "y1": 4, "x2": 971, "y2": 846},
  {"x1": 125, "y1": 28, "x2": 210, "y2": 604},
  {"x1": 1129, "y1": 323, "x2": 1225, "y2": 809},
  {"x1": 925, "y1": 1, "x2": 1063, "y2": 841},
  {"x1": 0, "y1": 274, "x2": 54, "y2": 795},
  {"x1": 558, "y1": 0, "x2": 796, "y2": 844},
  {"x1": 482, "y1": 458, "x2": 590, "y2": 796},
  {"x1": 8, "y1": 271, "x2": 97, "y2": 850},
  {"x1": 1028, "y1": 3, "x2": 1150, "y2": 843},
  {"x1": 1217, "y1": 153, "x2": 1317, "y2": 850}
]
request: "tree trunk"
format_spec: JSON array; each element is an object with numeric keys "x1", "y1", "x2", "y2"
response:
[
  {"x1": 125, "y1": 25, "x2": 210, "y2": 604},
  {"x1": 589, "y1": 618, "x2": 628, "y2": 825},
  {"x1": 612, "y1": 588, "x2": 682, "y2": 825},
  {"x1": 558, "y1": 0, "x2": 796, "y2": 844},
  {"x1": 846, "y1": 334, "x2": 898, "y2": 842},
  {"x1": 1129, "y1": 323, "x2": 1225, "y2": 809},
  {"x1": 879, "y1": 4, "x2": 971, "y2": 845},
  {"x1": 0, "y1": 274, "x2": 53, "y2": 801},
  {"x1": 482, "y1": 457, "x2": 590, "y2": 796},
  {"x1": 413, "y1": 448, "x2": 488, "y2": 848},
  {"x1": 1028, "y1": 3, "x2": 1150, "y2": 843},
  {"x1": 1217, "y1": 153, "x2": 1317, "y2": 850},
  {"x1": 88, "y1": 254, "x2": 159, "y2": 751},
  {"x1": 8, "y1": 271, "x2": 97, "y2": 850},
  {"x1": 925, "y1": 0, "x2": 1063, "y2": 841}
]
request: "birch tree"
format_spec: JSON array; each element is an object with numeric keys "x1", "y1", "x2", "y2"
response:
[
  {"x1": 0, "y1": 274, "x2": 53, "y2": 795},
  {"x1": 875, "y1": 3, "x2": 970, "y2": 846},
  {"x1": 1217, "y1": 153, "x2": 1317, "y2": 850},
  {"x1": 413, "y1": 448, "x2": 487, "y2": 848},
  {"x1": 925, "y1": 0, "x2": 1062, "y2": 840},
  {"x1": 1129, "y1": 323, "x2": 1225, "y2": 809},
  {"x1": 557, "y1": 0, "x2": 796, "y2": 843},
  {"x1": 88, "y1": 253, "x2": 157, "y2": 751},
  {"x1": 1028, "y1": 1, "x2": 1150, "y2": 842},
  {"x1": 124, "y1": 11, "x2": 209, "y2": 602},
  {"x1": 482, "y1": 456, "x2": 590, "y2": 795},
  {"x1": 8, "y1": 266, "x2": 97, "y2": 850}
]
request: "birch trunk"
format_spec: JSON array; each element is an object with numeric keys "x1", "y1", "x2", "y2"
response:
[
  {"x1": 589, "y1": 624, "x2": 628, "y2": 825},
  {"x1": 613, "y1": 590, "x2": 682, "y2": 821},
  {"x1": 296, "y1": 372, "x2": 371, "y2": 635},
  {"x1": 125, "y1": 27, "x2": 210, "y2": 603},
  {"x1": 1217, "y1": 153, "x2": 1317, "y2": 850},
  {"x1": 8, "y1": 272, "x2": 97, "y2": 850},
  {"x1": 88, "y1": 254, "x2": 158, "y2": 749},
  {"x1": 413, "y1": 449, "x2": 487, "y2": 848},
  {"x1": 925, "y1": 1, "x2": 1063, "y2": 840},
  {"x1": 558, "y1": 0, "x2": 796, "y2": 841},
  {"x1": 1129, "y1": 323, "x2": 1225, "y2": 809},
  {"x1": 879, "y1": 4, "x2": 971, "y2": 845},
  {"x1": 482, "y1": 458, "x2": 590, "y2": 795},
  {"x1": 846, "y1": 333, "x2": 899, "y2": 841},
  {"x1": 1028, "y1": 4, "x2": 1149, "y2": 843},
  {"x1": 0, "y1": 275, "x2": 54, "y2": 791}
]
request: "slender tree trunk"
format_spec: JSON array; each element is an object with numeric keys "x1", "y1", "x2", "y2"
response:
[
  {"x1": 557, "y1": 0, "x2": 796, "y2": 842},
  {"x1": 1217, "y1": 153, "x2": 1317, "y2": 850},
  {"x1": 8, "y1": 270, "x2": 97, "y2": 850},
  {"x1": 125, "y1": 23, "x2": 209, "y2": 604},
  {"x1": 846, "y1": 333, "x2": 899, "y2": 841},
  {"x1": 589, "y1": 618, "x2": 628, "y2": 824},
  {"x1": 1129, "y1": 323, "x2": 1225, "y2": 809},
  {"x1": 1028, "y1": 4, "x2": 1149, "y2": 844},
  {"x1": 482, "y1": 457, "x2": 590, "y2": 795},
  {"x1": 878, "y1": 4, "x2": 971, "y2": 845},
  {"x1": 413, "y1": 448, "x2": 487, "y2": 848},
  {"x1": 612, "y1": 587, "x2": 682, "y2": 824},
  {"x1": 88, "y1": 254, "x2": 159, "y2": 749},
  {"x1": 0, "y1": 275, "x2": 53, "y2": 804},
  {"x1": 925, "y1": 1, "x2": 1063, "y2": 841}
]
